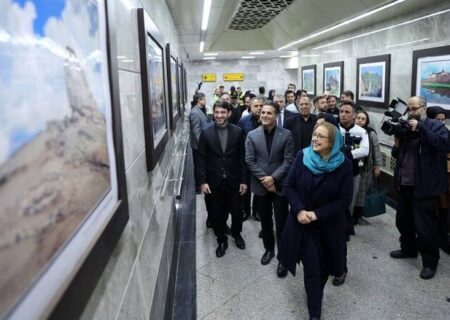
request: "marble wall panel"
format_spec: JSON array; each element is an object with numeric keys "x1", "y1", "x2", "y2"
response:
[{"x1": 118, "y1": 70, "x2": 145, "y2": 170}]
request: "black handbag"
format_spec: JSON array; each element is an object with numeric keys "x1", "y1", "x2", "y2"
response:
[{"x1": 362, "y1": 178, "x2": 386, "y2": 218}]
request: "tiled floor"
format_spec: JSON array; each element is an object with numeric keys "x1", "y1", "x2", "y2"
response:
[{"x1": 195, "y1": 195, "x2": 450, "y2": 320}]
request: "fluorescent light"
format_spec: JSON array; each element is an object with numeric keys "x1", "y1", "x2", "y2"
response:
[
  {"x1": 312, "y1": 9, "x2": 450, "y2": 50},
  {"x1": 241, "y1": 56, "x2": 255, "y2": 59},
  {"x1": 201, "y1": 0, "x2": 212, "y2": 31},
  {"x1": 279, "y1": 55, "x2": 297, "y2": 58},
  {"x1": 199, "y1": 41, "x2": 204, "y2": 52},
  {"x1": 278, "y1": 0, "x2": 405, "y2": 50},
  {"x1": 249, "y1": 51, "x2": 265, "y2": 55},
  {"x1": 324, "y1": 50, "x2": 341, "y2": 53},
  {"x1": 300, "y1": 54, "x2": 320, "y2": 57},
  {"x1": 203, "y1": 57, "x2": 216, "y2": 60},
  {"x1": 386, "y1": 38, "x2": 430, "y2": 48},
  {"x1": 204, "y1": 52, "x2": 219, "y2": 56}
]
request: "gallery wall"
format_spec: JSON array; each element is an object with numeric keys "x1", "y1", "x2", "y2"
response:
[{"x1": 296, "y1": 1, "x2": 450, "y2": 147}]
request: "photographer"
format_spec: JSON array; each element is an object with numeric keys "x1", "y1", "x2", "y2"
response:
[{"x1": 389, "y1": 96, "x2": 448, "y2": 280}]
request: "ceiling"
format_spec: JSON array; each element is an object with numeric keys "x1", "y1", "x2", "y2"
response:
[{"x1": 166, "y1": 0, "x2": 445, "y2": 62}]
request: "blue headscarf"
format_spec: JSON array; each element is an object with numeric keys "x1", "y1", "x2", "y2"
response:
[{"x1": 303, "y1": 126, "x2": 345, "y2": 175}]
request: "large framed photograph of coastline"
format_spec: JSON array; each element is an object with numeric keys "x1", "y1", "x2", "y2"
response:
[
  {"x1": 302, "y1": 64, "x2": 316, "y2": 97},
  {"x1": 138, "y1": 8, "x2": 169, "y2": 171},
  {"x1": 165, "y1": 43, "x2": 180, "y2": 130},
  {"x1": 412, "y1": 45, "x2": 450, "y2": 110},
  {"x1": 323, "y1": 61, "x2": 344, "y2": 98},
  {"x1": 356, "y1": 54, "x2": 391, "y2": 108},
  {"x1": 0, "y1": 0, "x2": 129, "y2": 318}
]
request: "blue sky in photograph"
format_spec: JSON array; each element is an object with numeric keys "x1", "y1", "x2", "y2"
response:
[
  {"x1": 421, "y1": 60, "x2": 450, "y2": 80},
  {"x1": 13, "y1": 0, "x2": 66, "y2": 36},
  {"x1": 361, "y1": 65, "x2": 383, "y2": 76}
]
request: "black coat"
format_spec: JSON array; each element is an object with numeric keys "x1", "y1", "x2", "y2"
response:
[
  {"x1": 278, "y1": 151, "x2": 353, "y2": 276},
  {"x1": 284, "y1": 114, "x2": 317, "y2": 154},
  {"x1": 197, "y1": 123, "x2": 247, "y2": 190}
]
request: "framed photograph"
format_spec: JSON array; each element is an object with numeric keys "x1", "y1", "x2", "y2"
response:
[
  {"x1": 323, "y1": 61, "x2": 344, "y2": 97},
  {"x1": 412, "y1": 45, "x2": 450, "y2": 110},
  {"x1": 138, "y1": 8, "x2": 169, "y2": 171},
  {"x1": 182, "y1": 63, "x2": 188, "y2": 109},
  {"x1": 165, "y1": 43, "x2": 180, "y2": 130},
  {"x1": 301, "y1": 65, "x2": 316, "y2": 97},
  {"x1": 0, "y1": 0, "x2": 129, "y2": 318},
  {"x1": 356, "y1": 54, "x2": 391, "y2": 108}
]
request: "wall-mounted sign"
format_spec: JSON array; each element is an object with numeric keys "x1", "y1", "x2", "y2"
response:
[
  {"x1": 223, "y1": 73, "x2": 244, "y2": 81},
  {"x1": 202, "y1": 73, "x2": 216, "y2": 82}
]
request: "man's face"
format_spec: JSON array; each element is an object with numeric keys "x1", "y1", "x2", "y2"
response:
[
  {"x1": 341, "y1": 94, "x2": 351, "y2": 102},
  {"x1": 231, "y1": 97, "x2": 238, "y2": 105},
  {"x1": 237, "y1": 88, "x2": 242, "y2": 93},
  {"x1": 250, "y1": 99, "x2": 263, "y2": 117},
  {"x1": 286, "y1": 93, "x2": 295, "y2": 104},
  {"x1": 327, "y1": 97, "x2": 337, "y2": 109},
  {"x1": 301, "y1": 91, "x2": 308, "y2": 98},
  {"x1": 288, "y1": 84, "x2": 296, "y2": 91},
  {"x1": 219, "y1": 86, "x2": 224, "y2": 93},
  {"x1": 214, "y1": 106, "x2": 231, "y2": 126},
  {"x1": 298, "y1": 97, "x2": 311, "y2": 117},
  {"x1": 260, "y1": 105, "x2": 277, "y2": 127},
  {"x1": 316, "y1": 98, "x2": 328, "y2": 112},
  {"x1": 198, "y1": 97, "x2": 206, "y2": 107},
  {"x1": 221, "y1": 94, "x2": 231, "y2": 103},
  {"x1": 273, "y1": 96, "x2": 285, "y2": 110},
  {"x1": 339, "y1": 104, "x2": 355, "y2": 126},
  {"x1": 407, "y1": 98, "x2": 426, "y2": 120},
  {"x1": 244, "y1": 97, "x2": 251, "y2": 108}
]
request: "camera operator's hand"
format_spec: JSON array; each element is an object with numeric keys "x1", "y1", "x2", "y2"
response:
[{"x1": 408, "y1": 119, "x2": 418, "y2": 131}]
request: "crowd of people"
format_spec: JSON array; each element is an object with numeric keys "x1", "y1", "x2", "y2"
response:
[{"x1": 188, "y1": 84, "x2": 450, "y2": 320}]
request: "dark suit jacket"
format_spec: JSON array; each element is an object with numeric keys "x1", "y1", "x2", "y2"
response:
[
  {"x1": 197, "y1": 123, "x2": 247, "y2": 190},
  {"x1": 284, "y1": 114, "x2": 317, "y2": 154},
  {"x1": 277, "y1": 151, "x2": 353, "y2": 276}
]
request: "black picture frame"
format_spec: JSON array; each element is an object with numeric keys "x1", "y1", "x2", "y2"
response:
[
  {"x1": 356, "y1": 54, "x2": 391, "y2": 109},
  {"x1": 165, "y1": 43, "x2": 180, "y2": 130},
  {"x1": 182, "y1": 63, "x2": 188, "y2": 108},
  {"x1": 3, "y1": 1, "x2": 129, "y2": 318},
  {"x1": 323, "y1": 61, "x2": 344, "y2": 98},
  {"x1": 137, "y1": 8, "x2": 169, "y2": 171},
  {"x1": 301, "y1": 64, "x2": 316, "y2": 97},
  {"x1": 411, "y1": 45, "x2": 450, "y2": 110}
]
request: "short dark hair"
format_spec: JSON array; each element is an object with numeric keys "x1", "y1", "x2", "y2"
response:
[
  {"x1": 296, "y1": 89, "x2": 307, "y2": 99},
  {"x1": 340, "y1": 100, "x2": 357, "y2": 112},
  {"x1": 259, "y1": 86, "x2": 265, "y2": 94},
  {"x1": 213, "y1": 100, "x2": 231, "y2": 112},
  {"x1": 313, "y1": 95, "x2": 325, "y2": 105},
  {"x1": 342, "y1": 90, "x2": 354, "y2": 100},
  {"x1": 193, "y1": 92, "x2": 205, "y2": 105},
  {"x1": 263, "y1": 100, "x2": 280, "y2": 114},
  {"x1": 326, "y1": 95, "x2": 337, "y2": 101},
  {"x1": 285, "y1": 89, "x2": 295, "y2": 99}
]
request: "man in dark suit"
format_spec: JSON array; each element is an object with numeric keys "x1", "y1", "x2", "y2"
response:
[
  {"x1": 273, "y1": 93, "x2": 294, "y2": 127},
  {"x1": 246, "y1": 101, "x2": 294, "y2": 277},
  {"x1": 284, "y1": 96, "x2": 317, "y2": 154},
  {"x1": 198, "y1": 101, "x2": 248, "y2": 257},
  {"x1": 221, "y1": 92, "x2": 241, "y2": 125}
]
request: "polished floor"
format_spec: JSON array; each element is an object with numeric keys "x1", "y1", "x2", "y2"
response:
[{"x1": 195, "y1": 195, "x2": 450, "y2": 320}]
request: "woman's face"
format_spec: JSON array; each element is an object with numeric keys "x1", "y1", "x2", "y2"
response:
[
  {"x1": 312, "y1": 126, "x2": 332, "y2": 156},
  {"x1": 355, "y1": 112, "x2": 367, "y2": 127}
]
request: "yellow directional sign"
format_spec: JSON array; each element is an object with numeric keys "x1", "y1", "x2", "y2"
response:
[
  {"x1": 223, "y1": 73, "x2": 245, "y2": 81},
  {"x1": 202, "y1": 73, "x2": 216, "y2": 82}
]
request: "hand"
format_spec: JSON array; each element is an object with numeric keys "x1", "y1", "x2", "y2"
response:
[
  {"x1": 305, "y1": 211, "x2": 317, "y2": 221},
  {"x1": 408, "y1": 119, "x2": 418, "y2": 131},
  {"x1": 297, "y1": 210, "x2": 312, "y2": 224},
  {"x1": 239, "y1": 184, "x2": 248, "y2": 195},
  {"x1": 260, "y1": 176, "x2": 275, "y2": 189},
  {"x1": 201, "y1": 183, "x2": 211, "y2": 194},
  {"x1": 373, "y1": 166, "x2": 381, "y2": 177}
]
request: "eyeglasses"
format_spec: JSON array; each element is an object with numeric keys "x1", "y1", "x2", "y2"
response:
[
  {"x1": 408, "y1": 105, "x2": 425, "y2": 112},
  {"x1": 312, "y1": 133, "x2": 330, "y2": 140}
]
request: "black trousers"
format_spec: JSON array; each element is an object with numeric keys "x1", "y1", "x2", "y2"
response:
[
  {"x1": 396, "y1": 186, "x2": 440, "y2": 268},
  {"x1": 210, "y1": 180, "x2": 242, "y2": 243},
  {"x1": 254, "y1": 193, "x2": 288, "y2": 252},
  {"x1": 192, "y1": 148, "x2": 212, "y2": 221},
  {"x1": 300, "y1": 232, "x2": 329, "y2": 319}
]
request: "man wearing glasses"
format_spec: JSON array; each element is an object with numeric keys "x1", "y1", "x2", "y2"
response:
[{"x1": 390, "y1": 96, "x2": 448, "y2": 280}]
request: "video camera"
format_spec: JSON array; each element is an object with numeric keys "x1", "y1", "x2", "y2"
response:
[{"x1": 380, "y1": 98, "x2": 412, "y2": 138}]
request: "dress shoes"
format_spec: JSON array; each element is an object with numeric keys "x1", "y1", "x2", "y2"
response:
[
  {"x1": 216, "y1": 242, "x2": 228, "y2": 258},
  {"x1": 261, "y1": 250, "x2": 275, "y2": 265},
  {"x1": 389, "y1": 249, "x2": 418, "y2": 259},
  {"x1": 242, "y1": 210, "x2": 250, "y2": 221},
  {"x1": 258, "y1": 230, "x2": 263, "y2": 238},
  {"x1": 206, "y1": 219, "x2": 212, "y2": 228},
  {"x1": 232, "y1": 234, "x2": 246, "y2": 250},
  {"x1": 224, "y1": 225, "x2": 231, "y2": 235},
  {"x1": 277, "y1": 263, "x2": 288, "y2": 278},
  {"x1": 332, "y1": 272, "x2": 346, "y2": 286},
  {"x1": 419, "y1": 267, "x2": 436, "y2": 280},
  {"x1": 309, "y1": 317, "x2": 320, "y2": 320}
]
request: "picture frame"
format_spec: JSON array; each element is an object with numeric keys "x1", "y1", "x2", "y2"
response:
[
  {"x1": 411, "y1": 45, "x2": 450, "y2": 110},
  {"x1": 1, "y1": 1, "x2": 129, "y2": 318},
  {"x1": 137, "y1": 8, "x2": 169, "y2": 171},
  {"x1": 356, "y1": 54, "x2": 391, "y2": 108},
  {"x1": 165, "y1": 43, "x2": 180, "y2": 130},
  {"x1": 182, "y1": 63, "x2": 188, "y2": 109},
  {"x1": 301, "y1": 65, "x2": 316, "y2": 97},
  {"x1": 323, "y1": 61, "x2": 344, "y2": 98}
]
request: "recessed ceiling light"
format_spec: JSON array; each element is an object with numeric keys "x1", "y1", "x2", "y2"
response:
[
  {"x1": 201, "y1": 0, "x2": 212, "y2": 31},
  {"x1": 203, "y1": 57, "x2": 216, "y2": 60},
  {"x1": 241, "y1": 56, "x2": 255, "y2": 59},
  {"x1": 279, "y1": 55, "x2": 297, "y2": 58},
  {"x1": 204, "y1": 52, "x2": 219, "y2": 56},
  {"x1": 249, "y1": 51, "x2": 265, "y2": 55},
  {"x1": 199, "y1": 41, "x2": 204, "y2": 52},
  {"x1": 386, "y1": 38, "x2": 430, "y2": 48},
  {"x1": 278, "y1": 0, "x2": 405, "y2": 50}
]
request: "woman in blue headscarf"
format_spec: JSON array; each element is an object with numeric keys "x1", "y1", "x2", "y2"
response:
[{"x1": 278, "y1": 122, "x2": 354, "y2": 320}]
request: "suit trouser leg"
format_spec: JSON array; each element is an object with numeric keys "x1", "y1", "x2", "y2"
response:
[
  {"x1": 396, "y1": 186, "x2": 418, "y2": 254},
  {"x1": 273, "y1": 194, "x2": 289, "y2": 253},
  {"x1": 255, "y1": 194, "x2": 275, "y2": 251},
  {"x1": 413, "y1": 196, "x2": 440, "y2": 269},
  {"x1": 210, "y1": 186, "x2": 228, "y2": 244},
  {"x1": 228, "y1": 186, "x2": 243, "y2": 236}
]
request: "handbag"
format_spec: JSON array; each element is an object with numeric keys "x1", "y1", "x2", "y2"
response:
[{"x1": 362, "y1": 177, "x2": 386, "y2": 218}]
